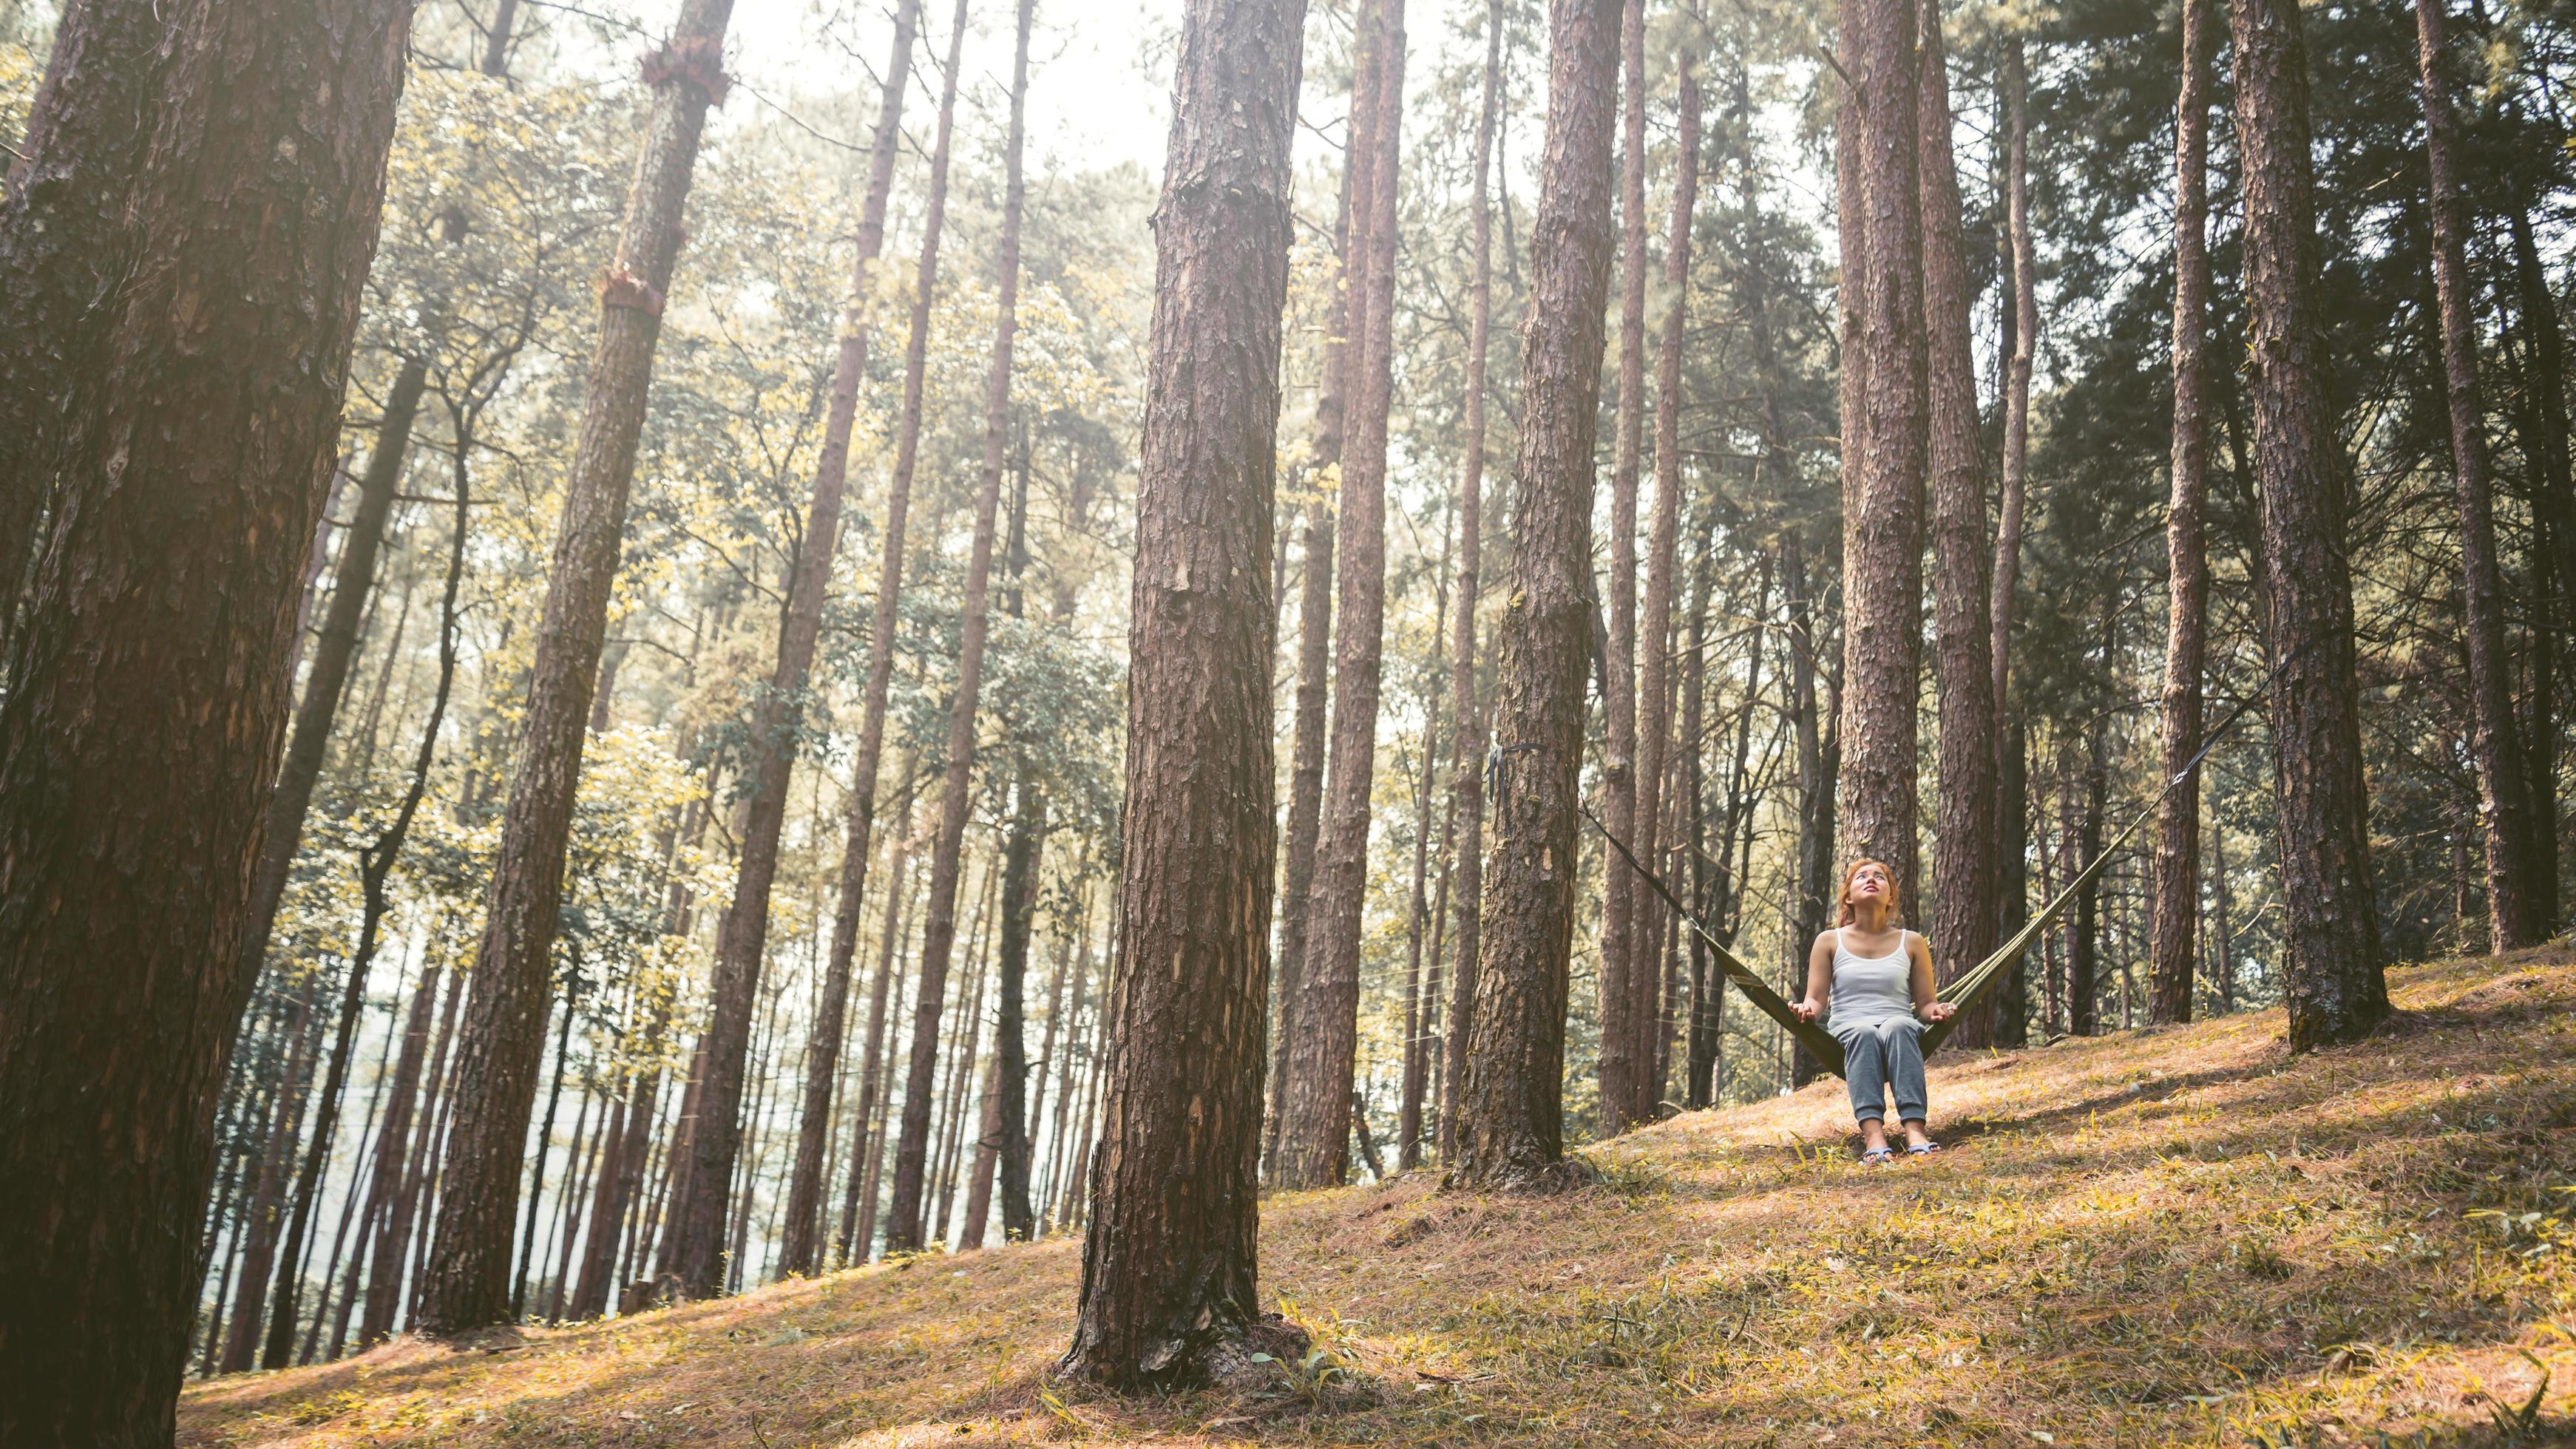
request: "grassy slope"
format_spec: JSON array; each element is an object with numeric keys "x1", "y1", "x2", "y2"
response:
[{"x1": 183, "y1": 948, "x2": 2576, "y2": 1448}]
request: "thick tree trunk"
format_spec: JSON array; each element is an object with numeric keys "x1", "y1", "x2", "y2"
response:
[
  {"x1": 2152, "y1": 0, "x2": 2213, "y2": 1025},
  {"x1": 1916, "y1": 0, "x2": 1997, "y2": 1041},
  {"x1": 884, "y1": 0, "x2": 1031, "y2": 1252},
  {"x1": 0, "y1": 0, "x2": 412, "y2": 1429},
  {"x1": 2228, "y1": 0, "x2": 2387, "y2": 1049},
  {"x1": 1451, "y1": 0, "x2": 1622, "y2": 1192},
  {"x1": 1278, "y1": 0, "x2": 1406, "y2": 1190},
  {"x1": 1059, "y1": 0, "x2": 1304, "y2": 1387},
  {"x1": 1630, "y1": 38, "x2": 1698, "y2": 1121},
  {"x1": 418, "y1": 0, "x2": 737, "y2": 1333},
  {"x1": 0, "y1": 0, "x2": 172, "y2": 639},
  {"x1": 1440, "y1": 0, "x2": 1502, "y2": 1167},
  {"x1": 2414, "y1": 0, "x2": 2546, "y2": 950},
  {"x1": 1596, "y1": 0, "x2": 1648, "y2": 1133},
  {"x1": 770, "y1": 0, "x2": 921, "y2": 1281},
  {"x1": 1837, "y1": 0, "x2": 1928, "y2": 909}
]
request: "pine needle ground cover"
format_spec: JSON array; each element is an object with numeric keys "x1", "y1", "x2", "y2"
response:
[{"x1": 181, "y1": 949, "x2": 2576, "y2": 1448}]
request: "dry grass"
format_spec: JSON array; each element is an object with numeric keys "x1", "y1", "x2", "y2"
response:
[{"x1": 183, "y1": 946, "x2": 2576, "y2": 1448}]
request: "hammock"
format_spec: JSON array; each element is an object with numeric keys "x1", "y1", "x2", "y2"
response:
[{"x1": 1587, "y1": 660, "x2": 2283, "y2": 1079}]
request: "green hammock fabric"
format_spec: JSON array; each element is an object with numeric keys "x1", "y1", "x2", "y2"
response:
[{"x1": 1590, "y1": 664, "x2": 2279, "y2": 1081}]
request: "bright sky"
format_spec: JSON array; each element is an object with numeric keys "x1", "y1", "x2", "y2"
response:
[{"x1": 725, "y1": 0, "x2": 1180, "y2": 180}]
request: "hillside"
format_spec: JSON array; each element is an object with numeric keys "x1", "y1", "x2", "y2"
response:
[{"x1": 181, "y1": 949, "x2": 2576, "y2": 1448}]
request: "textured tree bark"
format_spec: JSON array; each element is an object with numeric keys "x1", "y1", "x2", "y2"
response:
[
  {"x1": 770, "y1": 0, "x2": 920, "y2": 1281},
  {"x1": 419, "y1": 0, "x2": 737, "y2": 1333},
  {"x1": 884, "y1": 0, "x2": 1030, "y2": 1252},
  {"x1": 0, "y1": 0, "x2": 413, "y2": 1428},
  {"x1": 2152, "y1": 0, "x2": 2213, "y2": 1025},
  {"x1": 992, "y1": 784, "x2": 1045, "y2": 1241},
  {"x1": 1916, "y1": 0, "x2": 1997, "y2": 1042},
  {"x1": 1060, "y1": 0, "x2": 1304, "y2": 1386},
  {"x1": 2228, "y1": 0, "x2": 2387, "y2": 1049},
  {"x1": 1630, "y1": 38, "x2": 1698, "y2": 1120},
  {"x1": 1836, "y1": 0, "x2": 1927, "y2": 909},
  {"x1": 1440, "y1": 0, "x2": 1502, "y2": 1167},
  {"x1": 1451, "y1": 0, "x2": 1621, "y2": 1192},
  {"x1": 1596, "y1": 0, "x2": 1649, "y2": 1133},
  {"x1": 1277, "y1": 0, "x2": 1406, "y2": 1191},
  {"x1": 0, "y1": 0, "x2": 173, "y2": 642},
  {"x1": 1682, "y1": 560, "x2": 1715, "y2": 1106},
  {"x1": 2070, "y1": 696, "x2": 2106, "y2": 1037},
  {"x1": 2413, "y1": 0, "x2": 2546, "y2": 951}
]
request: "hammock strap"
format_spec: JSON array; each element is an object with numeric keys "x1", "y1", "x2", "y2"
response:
[{"x1": 1582, "y1": 802, "x2": 1850, "y2": 1074}]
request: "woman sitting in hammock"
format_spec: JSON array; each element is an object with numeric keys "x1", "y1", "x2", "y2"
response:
[{"x1": 1790, "y1": 858, "x2": 1955, "y2": 1165}]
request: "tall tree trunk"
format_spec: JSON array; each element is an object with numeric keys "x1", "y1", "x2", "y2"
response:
[
  {"x1": 1268, "y1": 76, "x2": 1360, "y2": 1183},
  {"x1": 1916, "y1": 0, "x2": 1996, "y2": 1039},
  {"x1": 0, "y1": 0, "x2": 413, "y2": 1428},
  {"x1": 2506, "y1": 210, "x2": 2571, "y2": 926},
  {"x1": 1440, "y1": 0, "x2": 1503, "y2": 1167},
  {"x1": 350, "y1": 961, "x2": 440, "y2": 1345},
  {"x1": 1990, "y1": 34, "x2": 2037, "y2": 1047},
  {"x1": 1786, "y1": 529, "x2": 1839, "y2": 1088},
  {"x1": 2209, "y1": 775, "x2": 2235, "y2": 1011},
  {"x1": 1058, "y1": 0, "x2": 1305, "y2": 1387},
  {"x1": 1397, "y1": 570, "x2": 1449, "y2": 1171},
  {"x1": 2414, "y1": 0, "x2": 2546, "y2": 949},
  {"x1": 1837, "y1": 0, "x2": 1927, "y2": 910},
  {"x1": 767, "y1": 0, "x2": 921, "y2": 1282},
  {"x1": 835, "y1": 771, "x2": 918, "y2": 1263},
  {"x1": 2228, "y1": 0, "x2": 2387, "y2": 1049},
  {"x1": 1269, "y1": 500, "x2": 1335, "y2": 1176},
  {"x1": 420, "y1": 0, "x2": 737, "y2": 1332},
  {"x1": 2152, "y1": 0, "x2": 2214, "y2": 1024},
  {"x1": 379, "y1": 952, "x2": 464, "y2": 1338},
  {"x1": 884, "y1": 0, "x2": 1031, "y2": 1252},
  {"x1": 222, "y1": 980, "x2": 324, "y2": 1371},
  {"x1": 993, "y1": 778, "x2": 1046, "y2": 1243},
  {"x1": 1683, "y1": 555, "x2": 1715, "y2": 1106},
  {"x1": 1596, "y1": 0, "x2": 1649, "y2": 1133},
  {"x1": 512, "y1": 996, "x2": 574, "y2": 1317},
  {"x1": 1277, "y1": 0, "x2": 1407, "y2": 1190},
  {"x1": 1451, "y1": 0, "x2": 1622, "y2": 1191},
  {"x1": 1630, "y1": 33, "x2": 1698, "y2": 1121},
  {"x1": 2070, "y1": 705, "x2": 2106, "y2": 1036}
]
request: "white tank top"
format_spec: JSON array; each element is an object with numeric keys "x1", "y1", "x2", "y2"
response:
[{"x1": 1829, "y1": 929, "x2": 1916, "y2": 1031}]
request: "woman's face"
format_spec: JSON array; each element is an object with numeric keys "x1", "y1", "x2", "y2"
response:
[{"x1": 1847, "y1": 863, "x2": 1891, "y2": 908}]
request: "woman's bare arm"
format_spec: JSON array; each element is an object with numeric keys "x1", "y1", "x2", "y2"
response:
[
  {"x1": 1792, "y1": 932, "x2": 1836, "y2": 1020},
  {"x1": 1909, "y1": 932, "x2": 1956, "y2": 1021}
]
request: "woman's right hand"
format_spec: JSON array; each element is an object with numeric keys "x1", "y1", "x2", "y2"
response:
[{"x1": 1790, "y1": 997, "x2": 1821, "y2": 1023}]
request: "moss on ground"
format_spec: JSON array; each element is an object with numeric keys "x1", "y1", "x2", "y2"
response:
[{"x1": 183, "y1": 947, "x2": 2576, "y2": 1447}]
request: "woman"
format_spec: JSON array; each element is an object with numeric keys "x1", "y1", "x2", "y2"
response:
[{"x1": 1790, "y1": 858, "x2": 1954, "y2": 1164}]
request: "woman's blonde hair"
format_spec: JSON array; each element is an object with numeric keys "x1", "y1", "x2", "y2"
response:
[{"x1": 1836, "y1": 857, "x2": 1902, "y2": 927}]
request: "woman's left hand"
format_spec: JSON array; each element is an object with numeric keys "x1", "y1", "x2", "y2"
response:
[{"x1": 1922, "y1": 1001, "x2": 1957, "y2": 1022}]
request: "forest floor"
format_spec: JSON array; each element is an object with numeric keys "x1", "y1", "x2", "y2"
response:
[{"x1": 183, "y1": 946, "x2": 2576, "y2": 1448}]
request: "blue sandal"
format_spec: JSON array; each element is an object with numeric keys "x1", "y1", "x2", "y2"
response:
[
  {"x1": 1907, "y1": 1141, "x2": 1942, "y2": 1156},
  {"x1": 1860, "y1": 1147, "x2": 1897, "y2": 1166}
]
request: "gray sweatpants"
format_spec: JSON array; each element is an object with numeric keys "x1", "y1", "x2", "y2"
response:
[{"x1": 1833, "y1": 1018, "x2": 1927, "y2": 1125}]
